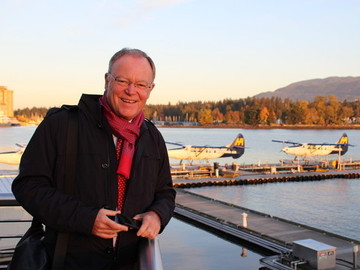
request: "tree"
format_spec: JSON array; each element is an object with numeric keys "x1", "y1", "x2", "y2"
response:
[
  {"x1": 244, "y1": 106, "x2": 259, "y2": 125},
  {"x1": 259, "y1": 107, "x2": 270, "y2": 125},
  {"x1": 311, "y1": 96, "x2": 327, "y2": 125},
  {"x1": 303, "y1": 107, "x2": 319, "y2": 124},
  {"x1": 325, "y1": 95, "x2": 341, "y2": 124},
  {"x1": 339, "y1": 106, "x2": 354, "y2": 123},
  {"x1": 225, "y1": 111, "x2": 240, "y2": 123},
  {"x1": 211, "y1": 108, "x2": 224, "y2": 123},
  {"x1": 198, "y1": 109, "x2": 213, "y2": 125}
]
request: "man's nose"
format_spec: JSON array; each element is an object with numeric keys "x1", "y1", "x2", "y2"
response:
[{"x1": 125, "y1": 83, "x2": 137, "y2": 95}]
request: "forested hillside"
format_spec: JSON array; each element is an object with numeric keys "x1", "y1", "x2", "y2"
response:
[{"x1": 254, "y1": 77, "x2": 360, "y2": 101}]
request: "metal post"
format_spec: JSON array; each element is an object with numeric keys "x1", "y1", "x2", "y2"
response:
[
  {"x1": 242, "y1": 213, "x2": 248, "y2": 228},
  {"x1": 139, "y1": 238, "x2": 163, "y2": 270},
  {"x1": 353, "y1": 245, "x2": 358, "y2": 269},
  {"x1": 214, "y1": 162, "x2": 219, "y2": 178}
]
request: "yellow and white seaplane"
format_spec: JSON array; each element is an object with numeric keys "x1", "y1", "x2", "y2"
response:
[
  {"x1": 166, "y1": 134, "x2": 245, "y2": 163},
  {"x1": 0, "y1": 143, "x2": 26, "y2": 165},
  {"x1": 272, "y1": 133, "x2": 352, "y2": 159}
]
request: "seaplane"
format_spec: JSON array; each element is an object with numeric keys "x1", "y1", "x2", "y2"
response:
[
  {"x1": 0, "y1": 143, "x2": 26, "y2": 165},
  {"x1": 272, "y1": 133, "x2": 353, "y2": 160},
  {"x1": 166, "y1": 133, "x2": 245, "y2": 163}
]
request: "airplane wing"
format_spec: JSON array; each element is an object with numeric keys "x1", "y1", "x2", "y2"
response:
[
  {"x1": 0, "y1": 150, "x2": 20, "y2": 154},
  {"x1": 307, "y1": 143, "x2": 355, "y2": 146},
  {"x1": 0, "y1": 143, "x2": 25, "y2": 154},
  {"x1": 272, "y1": 140, "x2": 301, "y2": 146},
  {"x1": 166, "y1": 142, "x2": 228, "y2": 149},
  {"x1": 165, "y1": 142, "x2": 184, "y2": 146},
  {"x1": 15, "y1": 143, "x2": 27, "y2": 148},
  {"x1": 192, "y1": 144, "x2": 222, "y2": 148}
]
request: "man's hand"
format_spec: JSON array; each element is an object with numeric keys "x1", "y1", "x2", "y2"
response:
[
  {"x1": 92, "y1": 209, "x2": 128, "y2": 239},
  {"x1": 133, "y1": 211, "x2": 161, "y2": 239}
]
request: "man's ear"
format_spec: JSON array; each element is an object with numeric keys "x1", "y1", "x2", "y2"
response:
[
  {"x1": 149, "y1": 83, "x2": 155, "y2": 91},
  {"x1": 104, "y1": 73, "x2": 110, "y2": 89}
]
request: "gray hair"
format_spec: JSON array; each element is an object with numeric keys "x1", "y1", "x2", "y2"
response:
[{"x1": 108, "y1": 48, "x2": 156, "y2": 81}]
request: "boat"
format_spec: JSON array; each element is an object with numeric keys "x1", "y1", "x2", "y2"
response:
[
  {"x1": 0, "y1": 115, "x2": 20, "y2": 127},
  {"x1": 0, "y1": 144, "x2": 26, "y2": 165}
]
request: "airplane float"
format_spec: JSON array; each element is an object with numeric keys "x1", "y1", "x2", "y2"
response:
[
  {"x1": 272, "y1": 133, "x2": 353, "y2": 159},
  {"x1": 0, "y1": 143, "x2": 26, "y2": 165},
  {"x1": 166, "y1": 133, "x2": 245, "y2": 163}
]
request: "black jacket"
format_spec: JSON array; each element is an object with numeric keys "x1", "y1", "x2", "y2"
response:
[{"x1": 12, "y1": 94, "x2": 176, "y2": 269}]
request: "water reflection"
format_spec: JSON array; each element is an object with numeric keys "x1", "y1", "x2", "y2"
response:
[{"x1": 159, "y1": 218, "x2": 264, "y2": 270}]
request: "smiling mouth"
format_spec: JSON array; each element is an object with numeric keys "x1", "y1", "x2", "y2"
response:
[{"x1": 121, "y1": 98, "x2": 136, "y2": 104}]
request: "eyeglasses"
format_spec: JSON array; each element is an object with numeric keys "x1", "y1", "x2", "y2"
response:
[{"x1": 107, "y1": 73, "x2": 152, "y2": 91}]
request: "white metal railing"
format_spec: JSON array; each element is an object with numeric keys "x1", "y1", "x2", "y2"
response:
[
  {"x1": 0, "y1": 195, "x2": 29, "y2": 268},
  {"x1": 139, "y1": 238, "x2": 164, "y2": 270}
]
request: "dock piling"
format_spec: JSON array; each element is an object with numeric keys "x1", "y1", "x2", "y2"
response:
[
  {"x1": 242, "y1": 212, "x2": 248, "y2": 228},
  {"x1": 353, "y1": 245, "x2": 358, "y2": 269}
]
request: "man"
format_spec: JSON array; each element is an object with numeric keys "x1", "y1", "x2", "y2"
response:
[{"x1": 12, "y1": 48, "x2": 176, "y2": 269}]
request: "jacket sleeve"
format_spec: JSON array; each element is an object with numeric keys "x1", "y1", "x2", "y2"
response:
[
  {"x1": 12, "y1": 111, "x2": 99, "y2": 235},
  {"x1": 146, "y1": 125, "x2": 176, "y2": 232}
]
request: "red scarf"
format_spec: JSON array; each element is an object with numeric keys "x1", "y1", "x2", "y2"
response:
[{"x1": 99, "y1": 95, "x2": 144, "y2": 179}]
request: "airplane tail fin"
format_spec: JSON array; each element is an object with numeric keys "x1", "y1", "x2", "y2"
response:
[
  {"x1": 229, "y1": 133, "x2": 245, "y2": 158},
  {"x1": 336, "y1": 133, "x2": 349, "y2": 155}
]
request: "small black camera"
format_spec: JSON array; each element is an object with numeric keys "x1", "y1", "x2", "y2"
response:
[{"x1": 116, "y1": 214, "x2": 141, "y2": 230}]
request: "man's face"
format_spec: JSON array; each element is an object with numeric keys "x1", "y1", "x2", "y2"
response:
[{"x1": 105, "y1": 55, "x2": 154, "y2": 120}]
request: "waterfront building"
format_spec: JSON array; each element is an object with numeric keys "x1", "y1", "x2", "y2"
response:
[{"x1": 0, "y1": 86, "x2": 14, "y2": 118}]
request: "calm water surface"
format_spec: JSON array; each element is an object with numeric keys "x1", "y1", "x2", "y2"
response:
[
  {"x1": 1, "y1": 126, "x2": 360, "y2": 268},
  {"x1": 2, "y1": 126, "x2": 359, "y2": 166},
  {"x1": 160, "y1": 128, "x2": 360, "y2": 241},
  {"x1": 160, "y1": 218, "x2": 263, "y2": 270},
  {"x1": 159, "y1": 127, "x2": 360, "y2": 165}
]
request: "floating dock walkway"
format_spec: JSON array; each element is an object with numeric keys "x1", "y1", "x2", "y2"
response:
[
  {"x1": 172, "y1": 168, "x2": 360, "y2": 189},
  {"x1": 170, "y1": 160, "x2": 360, "y2": 181},
  {"x1": 175, "y1": 189, "x2": 360, "y2": 269},
  {"x1": 172, "y1": 166, "x2": 360, "y2": 269}
]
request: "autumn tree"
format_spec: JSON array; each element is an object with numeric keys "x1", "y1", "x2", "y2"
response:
[
  {"x1": 198, "y1": 109, "x2": 213, "y2": 125},
  {"x1": 211, "y1": 108, "x2": 224, "y2": 123},
  {"x1": 259, "y1": 106, "x2": 270, "y2": 125},
  {"x1": 225, "y1": 110, "x2": 240, "y2": 123}
]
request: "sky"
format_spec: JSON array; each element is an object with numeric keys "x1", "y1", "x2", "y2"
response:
[{"x1": 1, "y1": 0, "x2": 360, "y2": 109}]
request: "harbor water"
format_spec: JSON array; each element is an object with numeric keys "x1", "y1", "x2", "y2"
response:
[
  {"x1": 160, "y1": 128, "x2": 360, "y2": 241},
  {"x1": 1, "y1": 126, "x2": 360, "y2": 269}
]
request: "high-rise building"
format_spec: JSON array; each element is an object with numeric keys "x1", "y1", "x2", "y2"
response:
[{"x1": 0, "y1": 86, "x2": 14, "y2": 117}]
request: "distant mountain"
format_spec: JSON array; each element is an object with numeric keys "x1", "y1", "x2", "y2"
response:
[{"x1": 254, "y1": 76, "x2": 360, "y2": 101}]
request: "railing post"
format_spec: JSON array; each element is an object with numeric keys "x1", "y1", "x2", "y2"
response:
[{"x1": 139, "y1": 238, "x2": 163, "y2": 270}]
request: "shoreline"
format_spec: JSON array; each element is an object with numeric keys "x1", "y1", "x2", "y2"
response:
[
  {"x1": 157, "y1": 124, "x2": 360, "y2": 129},
  {"x1": 3, "y1": 123, "x2": 360, "y2": 130}
]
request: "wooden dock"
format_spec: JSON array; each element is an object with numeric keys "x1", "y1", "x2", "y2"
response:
[
  {"x1": 172, "y1": 168, "x2": 360, "y2": 188},
  {"x1": 170, "y1": 160, "x2": 360, "y2": 180}
]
